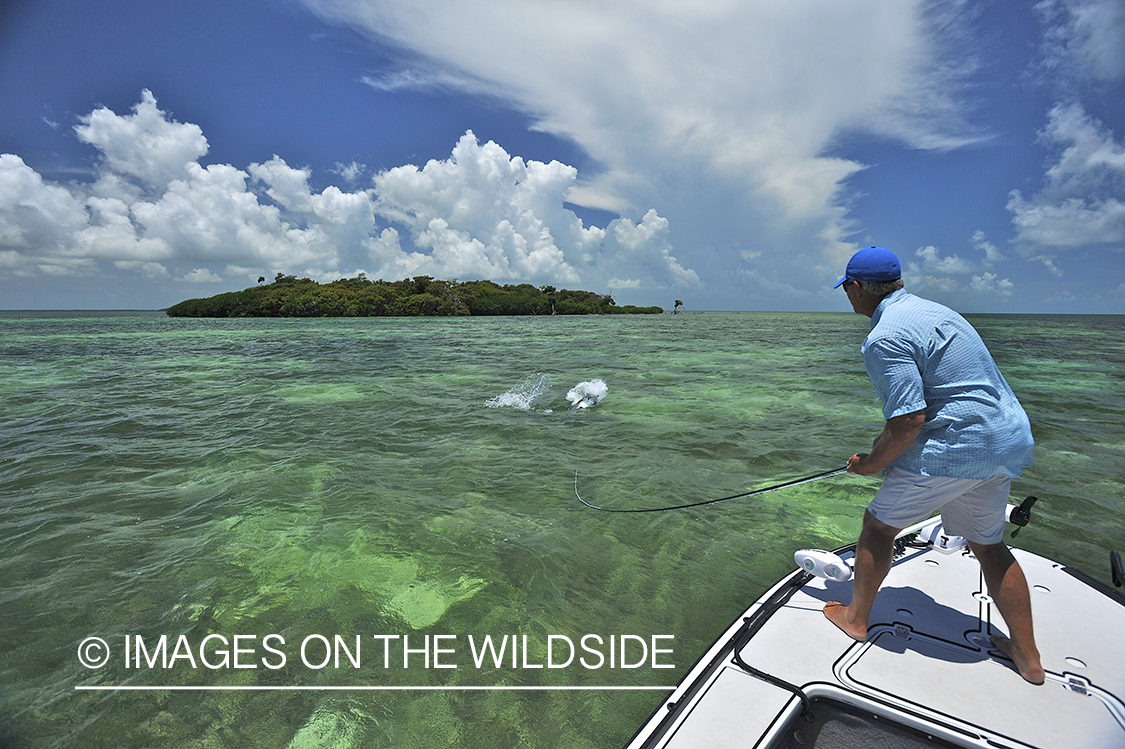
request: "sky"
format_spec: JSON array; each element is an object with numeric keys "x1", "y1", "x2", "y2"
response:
[{"x1": 1, "y1": 0, "x2": 1123, "y2": 312}]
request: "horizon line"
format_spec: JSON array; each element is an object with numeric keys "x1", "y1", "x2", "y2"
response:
[{"x1": 3, "y1": 308, "x2": 1121, "y2": 316}]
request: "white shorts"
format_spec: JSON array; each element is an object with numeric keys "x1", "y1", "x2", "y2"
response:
[{"x1": 867, "y1": 467, "x2": 1011, "y2": 544}]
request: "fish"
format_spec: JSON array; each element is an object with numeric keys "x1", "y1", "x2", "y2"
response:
[{"x1": 567, "y1": 379, "x2": 607, "y2": 409}]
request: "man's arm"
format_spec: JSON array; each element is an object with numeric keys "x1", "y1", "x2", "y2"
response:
[{"x1": 847, "y1": 410, "x2": 926, "y2": 476}]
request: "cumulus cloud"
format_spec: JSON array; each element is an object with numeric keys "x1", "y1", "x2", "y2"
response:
[
  {"x1": 367, "y1": 131, "x2": 695, "y2": 287},
  {"x1": 970, "y1": 271, "x2": 1015, "y2": 296},
  {"x1": 178, "y1": 267, "x2": 224, "y2": 283},
  {"x1": 75, "y1": 89, "x2": 208, "y2": 192},
  {"x1": 1007, "y1": 103, "x2": 1125, "y2": 249},
  {"x1": 1, "y1": 93, "x2": 361, "y2": 280},
  {"x1": 970, "y1": 230, "x2": 1004, "y2": 263},
  {"x1": 300, "y1": 0, "x2": 985, "y2": 285},
  {"x1": 902, "y1": 243, "x2": 1015, "y2": 296},
  {"x1": 134, "y1": 161, "x2": 341, "y2": 269},
  {"x1": 912, "y1": 245, "x2": 974, "y2": 275},
  {"x1": 371, "y1": 132, "x2": 591, "y2": 282},
  {"x1": 0, "y1": 154, "x2": 89, "y2": 252},
  {"x1": 0, "y1": 91, "x2": 691, "y2": 291},
  {"x1": 603, "y1": 209, "x2": 699, "y2": 288}
]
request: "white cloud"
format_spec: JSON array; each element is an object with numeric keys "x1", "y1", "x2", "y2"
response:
[
  {"x1": 37, "y1": 258, "x2": 97, "y2": 277},
  {"x1": 77, "y1": 196, "x2": 172, "y2": 261},
  {"x1": 603, "y1": 209, "x2": 699, "y2": 287},
  {"x1": 1034, "y1": 0, "x2": 1125, "y2": 83},
  {"x1": 919, "y1": 275, "x2": 959, "y2": 292},
  {"x1": 970, "y1": 230, "x2": 1004, "y2": 263},
  {"x1": 1007, "y1": 103, "x2": 1125, "y2": 249},
  {"x1": 131, "y1": 161, "x2": 340, "y2": 269},
  {"x1": 1030, "y1": 254, "x2": 1066, "y2": 278},
  {"x1": 1008, "y1": 193, "x2": 1125, "y2": 247},
  {"x1": 1, "y1": 92, "x2": 693, "y2": 292},
  {"x1": 970, "y1": 271, "x2": 1014, "y2": 296},
  {"x1": 360, "y1": 68, "x2": 501, "y2": 97},
  {"x1": 115, "y1": 260, "x2": 170, "y2": 279},
  {"x1": 0, "y1": 94, "x2": 357, "y2": 280},
  {"x1": 225, "y1": 265, "x2": 270, "y2": 282},
  {"x1": 369, "y1": 131, "x2": 695, "y2": 287},
  {"x1": 0, "y1": 154, "x2": 89, "y2": 253},
  {"x1": 911, "y1": 244, "x2": 974, "y2": 275},
  {"x1": 1039, "y1": 103, "x2": 1125, "y2": 193},
  {"x1": 300, "y1": 0, "x2": 985, "y2": 284},
  {"x1": 901, "y1": 243, "x2": 1012, "y2": 296},
  {"x1": 364, "y1": 226, "x2": 424, "y2": 277},
  {"x1": 247, "y1": 157, "x2": 317, "y2": 213},
  {"x1": 332, "y1": 161, "x2": 366, "y2": 184},
  {"x1": 75, "y1": 89, "x2": 208, "y2": 192},
  {"x1": 178, "y1": 267, "x2": 224, "y2": 283}
]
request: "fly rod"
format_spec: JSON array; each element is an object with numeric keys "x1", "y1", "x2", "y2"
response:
[{"x1": 574, "y1": 465, "x2": 849, "y2": 513}]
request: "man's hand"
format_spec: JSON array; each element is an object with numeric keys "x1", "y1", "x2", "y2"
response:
[
  {"x1": 846, "y1": 410, "x2": 927, "y2": 475},
  {"x1": 847, "y1": 452, "x2": 881, "y2": 475}
]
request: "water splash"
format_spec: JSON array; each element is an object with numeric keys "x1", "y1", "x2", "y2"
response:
[
  {"x1": 567, "y1": 378, "x2": 608, "y2": 409},
  {"x1": 485, "y1": 374, "x2": 608, "y2": 411},
  {"x1": 485, "y1": 373, "x2": 552, "y2": 410}
]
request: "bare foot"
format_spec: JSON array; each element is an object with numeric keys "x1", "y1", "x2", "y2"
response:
[
  {"x1": 823, "y1": 601, "x2": 868, "y2": 641},
  {"x1": 990, "y1": 632, "x2": 1045, "y2": 685}
]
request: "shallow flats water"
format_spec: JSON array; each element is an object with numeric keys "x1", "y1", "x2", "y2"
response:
[{"x1": 1, "y1": 310, "x2": 1122, "y2": 748}]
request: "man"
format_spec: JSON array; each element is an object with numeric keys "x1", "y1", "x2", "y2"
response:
[{"x1": 824, "y1": 246, "x2": 1045, "y2": 685}]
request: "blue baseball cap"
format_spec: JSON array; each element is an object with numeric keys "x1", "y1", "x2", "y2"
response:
[{"x1": 833, "y1": 246, "x2": 901, "y2": 288}]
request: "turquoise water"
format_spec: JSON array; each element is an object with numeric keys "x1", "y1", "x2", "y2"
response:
[{"x1": 1, "y1": 311, "x2": 1122, "y2": 748}]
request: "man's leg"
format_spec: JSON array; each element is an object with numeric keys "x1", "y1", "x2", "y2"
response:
[
  {"x1": 969, "y1": 541, "x2": 1045, "y2": 685},
  {"x1": 824, "y1": 509, "x2": 900, "y2": 640}
]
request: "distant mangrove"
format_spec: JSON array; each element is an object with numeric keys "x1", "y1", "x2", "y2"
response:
[{"x1": 164, "y1": 274, "x2": 664, "y2": 317}]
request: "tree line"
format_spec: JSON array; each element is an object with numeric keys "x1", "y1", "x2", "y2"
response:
[{"x1": 164, "y1": 274, "x2": 665, "y2": 317}]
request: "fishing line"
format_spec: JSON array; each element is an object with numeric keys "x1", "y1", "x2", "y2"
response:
[{"x1": 573, "y1": 466, "x2": 848, "y2": 513}]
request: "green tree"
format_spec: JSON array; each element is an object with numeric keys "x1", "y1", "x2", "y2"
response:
[{"x1": 166, "y1": 274, "x2": 662, "y2": 318}]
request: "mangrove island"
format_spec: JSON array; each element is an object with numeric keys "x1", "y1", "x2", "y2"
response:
[{"x1": 165, "y1": 274, "x2": 664, "y2": 317}]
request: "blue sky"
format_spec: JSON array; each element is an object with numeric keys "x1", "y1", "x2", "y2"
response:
[{"x1": 1, "y1": 0, "x2": 1122, "y2": 312}]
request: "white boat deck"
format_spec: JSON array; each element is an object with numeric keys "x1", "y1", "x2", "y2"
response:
[{"x1": 628, "y1": 536, "x2": 1125, "y2": 749}]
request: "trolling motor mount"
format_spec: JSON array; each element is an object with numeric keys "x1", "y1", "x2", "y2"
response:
[{"x1": 1008, "y1": 496, "x2": 1038, "y2": 539}]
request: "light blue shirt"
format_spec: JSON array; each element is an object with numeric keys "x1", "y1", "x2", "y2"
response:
[{"x1": 861, "y1": 289, "x2": 1034, "y2": 479}]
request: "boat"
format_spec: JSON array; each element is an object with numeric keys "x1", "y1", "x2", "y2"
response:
[{"x1": 624, "y1": 501, "x2": 1125, "y2": 748}]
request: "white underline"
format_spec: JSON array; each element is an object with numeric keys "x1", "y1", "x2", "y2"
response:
[{"x1": 75, "y1": 685, "x2": 676, "y2": 692}]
